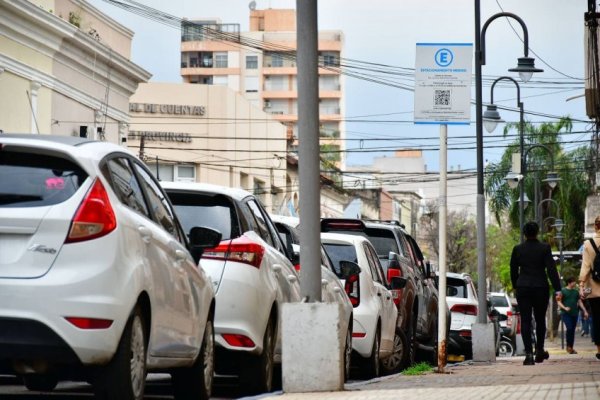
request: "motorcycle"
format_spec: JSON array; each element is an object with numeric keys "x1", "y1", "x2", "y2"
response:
[{"x1": 498, "y1": 334, "x2": 516, "y2": 357}]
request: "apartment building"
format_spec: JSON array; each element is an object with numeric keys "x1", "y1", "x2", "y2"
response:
[{"x1": 179, "y1": 8, "x2": 346, "y2": 167}]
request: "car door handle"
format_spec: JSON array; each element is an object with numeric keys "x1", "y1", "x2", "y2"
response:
[
  {"x1": 287, "y1": 274, "x2": 298, "y2": 283},
  {"x1": 321, "y1": 279, "x2": 329, "y2": 287},
  {"x1": 138, "y1": 226, "x2": 152, "y2": 243},
  {"x1": 333, "y1": 286, "x2": 342, "y2": 294},
  {"x1": 175, "y1": 249, "x2": 187, "y2": 261},
  {"x1": 273, "y1": 265, "x2": 282, "y2": 274}
]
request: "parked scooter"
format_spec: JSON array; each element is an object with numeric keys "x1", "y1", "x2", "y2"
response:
[{"x1": 498, "y1": 334, "x2": 516, "y2": 357}]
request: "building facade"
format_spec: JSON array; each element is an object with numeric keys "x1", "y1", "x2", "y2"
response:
[
  {"x1": 179, "y1": 8, "x2": 346, "y2": 167},
  {"x1": 127, "y1": 82, "x2": 288, "y2": 213},
  {"x1": 0, "y1": 0, "x2": 150, "y2": 141}
]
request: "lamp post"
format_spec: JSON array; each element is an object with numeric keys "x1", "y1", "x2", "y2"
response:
[
  {"x1": 475, "y1": 3, "x2": 543, "y2": 360},
  {"x1": 552, "y1": 218, "x2": 565, "y2": 347}
]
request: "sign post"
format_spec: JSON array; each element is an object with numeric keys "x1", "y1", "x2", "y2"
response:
[{"x1": 414, "y1": 43, "x2": 472, "y2": 371}]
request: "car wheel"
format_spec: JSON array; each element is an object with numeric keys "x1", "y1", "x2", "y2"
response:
[
  {"x1": 380, "y1": 327, "x2": 408, "y2": 375},
  {"x1": 94, "y1": 306, "x2": 147, "y2": 400},
  {"x1": 172, "y1": 317, "x2": 215, "y2": 400},
  {"x1": 498, "y1": 340, "x2": 514, "y2": 358},
  {"x1": 429, "y1": 319, "x2": 439, "y2": 367},
  {"x1": 22, "y1": 374, "x2": 58, "y2": 391},
  {"x1": 343, "y1": 325, "x2": 352, "y2": 381},
  {"x1": 240, "y1": 317, "x2": 275, "y2": 394},
  {"x1": 361, "y1": 328, "x2": 380, "y2": 379},
  {"x1": 406, "y1": 318, "x2": 417, "y2": 367}
]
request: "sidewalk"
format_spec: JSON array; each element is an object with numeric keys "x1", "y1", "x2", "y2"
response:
[{"x1": 258, "y1": 337, "x2": 600, "y2": 400}]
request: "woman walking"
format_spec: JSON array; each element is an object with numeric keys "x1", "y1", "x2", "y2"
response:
[{"x1": 578, "y1": 216, "x2": 600, "y2": 360}]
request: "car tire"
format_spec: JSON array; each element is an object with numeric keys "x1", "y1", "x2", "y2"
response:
[
  {"x1": 498, "y1": 340, "x2": 514, "y2": 357},
  {"x1": 240, "y1": 317, "x2": 275, "y2": 394},
  {"x1": 171, "y1": 317, "x2": 215, "y2": 400},
  {"x1": 361, "y1": 328, "x2": 380, "y2": 379},
  {"x1": 406, "y1": 317, "x2": 417, "y2": 367},
  {"x1": 93, "y1": 306, "x2": 147, "y2": 400},
  {"x1": 343, "y1": 324, "x2": 352, "y2": 381},
  {"x1": 22, "y1": 374, "x2": 58, "y2": 391},
  {"x1": 429, "y1": 318, "x2": 439, "y2": 367},
  {"x1": 380, "y1": 327, "x2": 408, "y2": 375}
]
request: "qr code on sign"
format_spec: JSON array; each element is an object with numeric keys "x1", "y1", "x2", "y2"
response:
[{"x1": 434, "y1": 90, "x2": 451, "y2": 106}]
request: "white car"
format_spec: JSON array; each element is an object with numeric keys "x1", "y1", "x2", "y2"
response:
[
  {"x1": 162, "y1": 182, "x2": 302, "y2": 394},
  {"x1": 488, "y1": 291, "x2": 516, "y2": 337},
  {"x1": 0, "y1": 134, "x2": 216, "y2": 400},
  {"x1": 270, "y1": 215, "x2": 354, "y2": 379},
  {"x1": 321, "y1": 233, "x2": 400, "y2": 379}
]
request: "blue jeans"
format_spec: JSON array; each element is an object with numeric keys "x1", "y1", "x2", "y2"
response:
[{"x1": 562, "y1": 313, "x2": 578, "y2": 348}]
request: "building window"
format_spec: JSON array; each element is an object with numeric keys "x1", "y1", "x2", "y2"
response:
[
  {"x1": 271, "y1": 53, "x2": 283, "y2": 67},
  {"x1": 320, "y1": 51, "x2": 340, "y2": 67},
  {"x1": 245, "y1": 76, "x2": 259, "y2": 93},
  {"x1": 215, "y1": 52, "x2": 228, "y2": 68},
  {"x1": 213, "y1": 75, "x2": 228, "y2": 86},
  {"x1": 253, "y1": 179, "x2": 266, "y2": 203},
  {"x1": 148, "y1": 163, "x2": 195, "y2": 182},
  {"x1": 246, "y1": 55, "x2": 258, "y2": 69}
]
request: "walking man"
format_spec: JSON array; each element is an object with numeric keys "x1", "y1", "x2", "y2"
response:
[{"x1": 510, "y1": 221, "x2": 562, "y2": 365}]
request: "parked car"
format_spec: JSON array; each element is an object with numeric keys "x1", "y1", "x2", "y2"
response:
[
  {"x1": 0, "y1": 134, "x2": 217, "y2": 400},
  {"x1": 269, "y1": 215, "x2": 355, "y2": 379},
  {"x1": 320, "y1": 218, "x2": 439, "y2": 371},
  {"x1": 321, "y1": 232, "x2": 402, "y2": 379},
  {"x1": 445, "y1": 272, "x2": 503, "y2": 359},
  {"x1": 162, "y1": 182, "x2": 302, "y2": 394},
  {"x1": 488, "y1": 292, "x2": 516, "y2": 338}
]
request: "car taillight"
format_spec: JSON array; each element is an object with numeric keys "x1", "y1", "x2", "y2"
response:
[
  {"x1": 320, "y1": 218, "x2": 365, "y2": 232},
  {"x1": 65, "y1": 317, "x2": 113, "y2": 329},
  {"x1": 65, "y1": 178, "x2": 116, "y2": 243},
  {"x1": 459, "y1": 330, "x2": 472, "y2": 338},
  {"x1": 344, "y1": 273, "x2": 360, "y2": 307},
  {"x1": 450, "y1": 304, "x2": 478, "y2": 316},
  {"x1": 203, "y1": 236, "x2": 265, "y2": 269},
  {"x1": 352, "y1": 332, "x2": 366, "y2": 338},
  {"x1": 387, "y1": 268, "x2": 403, "y2": 305},
  {"x1": 293, "y1": 263, "x2": 301, "y2": 272},
  {"x1": 506, "y1": 310, "x2": 513, "y2": 327}
]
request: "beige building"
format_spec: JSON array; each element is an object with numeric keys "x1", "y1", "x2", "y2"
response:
[
  {"x1": 0, "y1": 0, "x2": 150, "y2": 141},
  {"x1": 128, "y1": 82, "x2": 288, "y2": 213},
  {"x1": 179, "y1": 8, "x2": 346, "y2": 167}
]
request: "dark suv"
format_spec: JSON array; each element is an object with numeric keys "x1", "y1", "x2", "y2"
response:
[{"x1": 321, "y1": 218, "x2": 440, "y2": 372}]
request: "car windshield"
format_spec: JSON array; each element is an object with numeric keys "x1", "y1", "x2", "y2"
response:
[
  {"x1": 0, "y1": 150, "x2": 87, "y2": 208},
  {"x1": 167, "y1": 192, "x2": 237, "y2": 240},
  {"x1": 322, "y1": 242, "x2": 358, "y2": 273},
  {"x1": 447, "y1": 277, "x2": 468, "y2": 298},
  {"x1": 490, "y1": 295, "x2": 509, "y2": 308}
]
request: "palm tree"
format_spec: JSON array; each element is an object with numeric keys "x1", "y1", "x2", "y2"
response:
[{"x1": 484, "y1": 117, "x2": 593, "y2": 249}]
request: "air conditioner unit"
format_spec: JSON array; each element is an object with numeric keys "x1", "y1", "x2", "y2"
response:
[{"x1": 264, "y1": 100, "x2": 271, "y2": 108}]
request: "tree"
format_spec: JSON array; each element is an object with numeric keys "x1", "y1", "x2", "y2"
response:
[
  {"x1": 484, "y1": 117, "x2": 593, "y2": 250},
  {"x1": 420, "y1": 202, "x2": 477, "y2": 274}
]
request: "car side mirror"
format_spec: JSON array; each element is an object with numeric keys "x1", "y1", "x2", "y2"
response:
[
  {"x1": 497, "y1": 313, "x2": 508, "y2": 322},
  {"x1": 425, "y1": 261, "x2": 434, "y2": 278},
  {"x1": 390, "y1": 276, "x2": 407, "y2": 290},
  {"x1": 339, "y1": 260, "x2": 361, "y2": 280},
  {"x1": 188, "y1": 226, "x2": 222, "y2": 264}
]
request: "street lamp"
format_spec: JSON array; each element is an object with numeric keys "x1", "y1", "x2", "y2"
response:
[{"x1": 475, "y1": 3, "x2": 543, "y2": 349}]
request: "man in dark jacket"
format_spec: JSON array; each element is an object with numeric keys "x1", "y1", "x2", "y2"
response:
[{"x1": 510, "y1": 221, "x2": 562, "y2": 365}]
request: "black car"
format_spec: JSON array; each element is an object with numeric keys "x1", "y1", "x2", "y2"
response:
[{"x1": 321, "y1": 218, "x2": 440, "y2": 372}]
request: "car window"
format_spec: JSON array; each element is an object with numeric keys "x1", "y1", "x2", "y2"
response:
[
  {"x1": 0, "y1": 150, "x2": 87, "y2": 208},
  {"x1": 104, "y1": 157, "x2": 149, "y2": 217},
  {"x1": 332, "y1": 228, "x2": 401, "y2": 258},
  {"x1": 368, "y1": 243, "x2": 387, "y2": 283},
  {"x1": 167, "y1": 191, "x2": 238, "y2": 240},
  {"x1": 447, "y1": 277, "x2": 468, "y2": 298},
  {"x1": 321, "y1": 246, "x2": 339, "y2": 275},
  {"x1": 363, "y1": 242, "x2": 384, "y2": 284},
  {"x1": 133, "y1": 163, "x2": 179, "y2": 240},
  {"x1": 246, "y1": 199, "x2": 275, "y2": 247},
  {"x1": 322, "y1": 242, "x2": 358, "y2": 272},
  {"x1": 490, "y1": 295, "x2": 509, "y2": 308}
]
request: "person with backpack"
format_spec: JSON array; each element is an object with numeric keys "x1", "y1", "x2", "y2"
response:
[{"x1": 579, "y1": 215, "x2": 600, "y2": 360}]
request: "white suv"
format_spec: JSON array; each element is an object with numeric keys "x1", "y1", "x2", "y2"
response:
[
  {"x1": 0, "y1": 134, "x2": 216, "y2": 400},
  {"x1": 162, "y1": 182, "x2": 302, "y2": 394},
  {"x1": 321, "y1": 233, "x2": 399, "y2": 379}
]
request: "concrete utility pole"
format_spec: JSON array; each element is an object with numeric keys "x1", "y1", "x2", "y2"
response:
[
  {"x1": 438, "y1": 124, "x2": 448, "y2": 371},
  {"x1": 296, "y1": 0, "x2": 321, "y2": 302}
]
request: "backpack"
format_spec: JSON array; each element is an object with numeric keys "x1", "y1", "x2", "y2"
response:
[{"x1": 587, "y1": 239, "x2": 600, "y2": 282}]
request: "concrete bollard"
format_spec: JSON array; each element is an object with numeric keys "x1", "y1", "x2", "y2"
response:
[
  {"x1": 282, "y1": 302, "x2": 344, "y2": 392},
  {"x1": 472, "y1": 322, "x2": 496, "y2": 362}
]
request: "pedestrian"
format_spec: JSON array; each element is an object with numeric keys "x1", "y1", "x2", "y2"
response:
[
  {"x1": 578, "y1": 215, "x2": 600, "y2": 360},
  {"x1": 510, "y1": 221, "x2": 562, "y2": 366},
  {"x1": 558, "y1": 277, "x2": 588, "y2": 354}
]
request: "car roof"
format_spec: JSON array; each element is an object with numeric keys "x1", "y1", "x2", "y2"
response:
[
  {"x1": 270, "y1": 214, "x2": 300, "y2": 228},
  {"x1": 161, "y1": 181, "x2": 252, "y2": 200},
  {"x1": 445, "y1": 272, "x2": 472, "y2": 280},
  {"x1": 321, "y1": 232, "x2": 370, "y2": 246},
  {"x1": 0, "y1": 133, "x2": 135, "y2": 160}
]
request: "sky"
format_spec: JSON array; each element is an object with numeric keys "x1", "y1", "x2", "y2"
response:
[{"x1": 89, "y1": 0, "x2": 589, "y2": 173}]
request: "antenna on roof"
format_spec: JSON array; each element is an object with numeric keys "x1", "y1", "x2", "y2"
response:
[{"x1": 249, "y1": 1, "x2": 257, "y2": 10}]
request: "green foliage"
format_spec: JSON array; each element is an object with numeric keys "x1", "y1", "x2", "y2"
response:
[
  {"x1": 486, "y1": 223, "x2": 519, "y2": 294},
  {"x1": 484, "y1": 117, "x2": 593, "y2": 251},
  {"x1": 402, "y1": 362, "x2": 433, "y2": 375}
]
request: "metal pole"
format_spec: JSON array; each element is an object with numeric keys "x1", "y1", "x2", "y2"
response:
[
  {"x1": 438, "y1": 124, "x2": 448, "y2": 371},
  {"x1": 519, "y1": 102, "x2": 525, "y2": 243},
  {"x1": 296, "y1": 0, "x2": 321, "y2": 302},
  {"x1": 474, "y1": 0, "x2": 487, "y2": 325}
]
